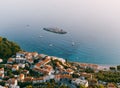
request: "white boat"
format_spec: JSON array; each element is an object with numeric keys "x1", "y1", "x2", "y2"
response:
[
  {"x1": 43, "y1": 27, "x2": 67, "y2": 34},
  {"x1": 49, "y1": 44, "x2": 53, "y2": 47},
  {"x1": 72, "y1": 42, "x2": 75, "y2": 46},
  {"x1": 39, "y1": 35, "x2": 43, "y2": 38}
]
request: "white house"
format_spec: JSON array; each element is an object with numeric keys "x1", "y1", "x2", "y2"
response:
[
  {"x1": 8, "y1": 78, "x2": 18, "y2": 88},
  {"x1": 18, "y1": 64, "x2": 25, "y2": 68},
  {"x1": 33, "y1": 77, "x2": 45, "y2": 84},
  {"x1": 0, "y1": 85, "x2": 5, "y2": 88},
  {"x1": 19, "y1": 74, "x2": 25, "y2": 82},
  {"x1": 0, "y1": 59, "x2": 3, "y2": 63},
  {"x1": 16, "y1": 53, "x2": 25, "y2": 58},
  {"x1": 15, "y1": 57, "x2": 26, "y2": 63},
  {"x1": 0, "y1": 68, "x2": 4, "y2": 74},
  {"x1": 72, "y1": 78, "x2": 89, "y2": 87}
]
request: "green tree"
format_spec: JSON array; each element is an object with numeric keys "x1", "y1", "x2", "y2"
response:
[
  {"x1": 26, "y1": 85, "x2": 33, "y2": 88},
  {"x1": 99, "y1": 84, "x2": 104, "y2": 88},
  {"x1": 0, "y1": 37, "x2": 21, "y2": 60},
  {"x1": 85, "y1": 67, "x2": 94, "y2": 73},
  {"x1": 110, "y1": 67, "x2": 116, "y2": 71},
  {"x1": 79, "y1": 85, "x2": 86, "y2": 88},
  {"x1": 117, "y1": 65, "x2": 120, "y2": 71}
]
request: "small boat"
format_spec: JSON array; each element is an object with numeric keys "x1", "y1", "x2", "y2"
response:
[
  {"x1": 49, "y1": 44, "x2": 53, "y2": 47},
  {"x1": 26, "y1": 24, "x2": 30, "y2": 27},
  {"x1": 72, "y1": 42, "x2": 75, "y2": 46},
  {"x1": 39, "y1": 35, "x2": 43, "y2": 38}
]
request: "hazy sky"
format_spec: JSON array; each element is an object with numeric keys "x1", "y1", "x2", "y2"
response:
[
  {"x1": 0, "y1": 0, "x2": 120, "y2": 44},
  {"x1": 0, "y1": 0, "x2": 120, "y2": 30}
]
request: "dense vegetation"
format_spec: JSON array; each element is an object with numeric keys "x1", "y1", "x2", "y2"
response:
[
  {"x1": 0, "y1": 37, "x2": 21, "y2": 60},
  {"x1": 95, "y1": 71, "x2": 120, "y2": 83}
]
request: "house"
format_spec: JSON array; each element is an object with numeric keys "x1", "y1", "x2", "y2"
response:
[
  {"x1": 0, "y1": 68, "x2": 4, "y2": 79},
  {"x1": 23, "y1": 70, "x2": 29, "y2": 75},
  {"x1": 32, "y1": 52, "x2": 38, "y2": 58},
  {"x1": 33, "y1": 77, "x2": 45, "y2": 84},
  {"x1": 72, "y1": 78, "x2": 89, "y2": 87},
  {"x1": 44, "y1": 65, "x2": 54, "y2": 75},
  {"x1": 79, "y1": 64, "x2": 87, "y2": 69},
  {"x1": 34, "y1": 58, "x2": 51, "y2": 68},
  {"x1": 79, "y1": 63, "x2": 98, "y2": 70},
  {"x1": 24, "y1": 77, "x2": 33, "y2": 82},
  {"x1": 18, "y1": 64, "x2": 25, "y2": 68},
  {"x1": 89, "y1": 79, "x2": 98, "y2": 86},
  {"x1": 7, "y1": 58, "x2": 14, "y2": 64},
  {"x1": 56, "y1": 62, "x2": 64, "y2": 69},
  {"x1": 117, "y1": 83, "x2": 120, "y2": 88},
  {"x1": 0, "y1": 59, "x2": 3, "y2": 63},
  {"x1": 12, "y1": 64, "x2": 19, "y2": 71},
  {"x1": 25, "y1": 52, "x2": 32, "y2": 59},
  {"x1": 15, "y1": 57, "x2": 26, "y2": 63},
  {"x1": 66, "y1": 68, "x2": 74, "y2": 74},
  {"x1": 44, "y1": 75, "x2": 55, "y2": 81},
  {"x1": 81, "y1": 72, "x2": 92, "y2": 79},
  {"x1": 16, "y1": 52, "x2": 25, "y2": 58},
  {"x1": 39, "y1": 54, "x2": 47, "y2": 59},
  {"x1": 19, "y1": 74, "x2": 25, "y2": 82},
  {"x1": 0, "y1": 85, "x2": 5, "y2": 88},
  {"x1": 0, "y1": 73, "x2": 4, "y2": 79},
  {"x1": 26, "y1": 59, "x2": 34, "y2": 64},
  {"x1": 33, "y1": 66, "x2": 53, "y2": 75},
  {"x1": 107, "y1": 83, "x2": 116, "y2": 88},
  {"x1": 5, "y1": 64, "x2": 12, "y2": 69},
  {"x1": 87, "y1": 64, "x2": 98, "y2": 70},
  {"x1": 7, "y1": 78, "x2": 18, "y2": 88},
  {"x1": 52, "y1": 56, "x2": 65, "y2": 63},
  {"x1": 0, "y1": 68, "x2": 4, "y2": 74},
  {"x1": 55, "y1": 74, "x2": 71, "y2": 82}
]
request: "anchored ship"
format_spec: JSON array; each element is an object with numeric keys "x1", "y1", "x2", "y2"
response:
[{"x1": 43, "y1": 27, "x2": 67, "y2": 34}]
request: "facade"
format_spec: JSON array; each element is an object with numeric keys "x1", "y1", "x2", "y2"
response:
[{"x1": 72, "y1": 78, "x2": 89, "y2": 87}]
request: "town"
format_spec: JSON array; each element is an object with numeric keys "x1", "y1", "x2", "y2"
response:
[{"x1": 0, "y1": 51, "x2": 120, "y2": 88}]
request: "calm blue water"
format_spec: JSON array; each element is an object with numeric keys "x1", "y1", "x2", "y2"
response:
[
  {"x1": 0, "y1": 0, "x2": 120, "y2": 65},
  {"x1": 0, "y1": 26, "x2": 120, "y2": 65}
]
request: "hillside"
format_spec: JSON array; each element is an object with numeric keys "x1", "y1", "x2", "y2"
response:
[{"x1": 0, "y1": 37, "x2": 21, "y2": 60}]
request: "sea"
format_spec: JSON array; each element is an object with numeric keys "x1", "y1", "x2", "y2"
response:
[{"x1": 0, "y1": 0, "x2": 120, "y2": 65}]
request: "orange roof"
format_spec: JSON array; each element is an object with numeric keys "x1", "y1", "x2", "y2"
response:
[
  {"x1": 81, "y1": 72, "x2": 92, "y2": 78},
  {"x1": 6, "y1": 64, "x2": 12, "y2": 68},
  {"x1": 8, "y1": 58, "x2": 14, "y2": 62},
  {"x1": 55, "y1": 74, "x2": 72, "y2": 79},
  {"x1": 27, "y1": 59, "x2": 33, "y2": 63},
  {"x1": 33, "y1": 77, "x2": 44, "y2": 81},
  {"x1": 0, "y1": 68, "x2": 4, "y2": 71},
  {"x1": 24, "y1": 77, "x2": 33, "y2": 82},
  {"x1": 107, "y1": 83, "x2": 116, "y2": 88},
  {"x1": 0, "y1": 73, "x2": 3, "y2": 77},
  {"x1": 35, "y1": 62, "x2": 42, "y2": 67},
  {"x1": 12, "y1": 64, "x2": 19, "y2": 69},
  {"x1": 32, "y1": 52, "x2": 38, "y2": 56},
  {"x1": 19, "y1": 74, "x2": 24, "y2": 78},
  {"x1": 66, "y1": 68, "x2": 74, "y2": 73},
  {"x1": 43, "y1": 58, "x2": 50, "y2": 63}
]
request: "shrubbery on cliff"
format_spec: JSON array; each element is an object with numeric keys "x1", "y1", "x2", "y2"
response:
[{"x1": 0, "y1": 37, "x2": 21, "y2": 59}]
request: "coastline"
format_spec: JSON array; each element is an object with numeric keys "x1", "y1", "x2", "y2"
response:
[
  {"x1": 40, "y1": 54, "x2": 118, "y2": 71},
  {"x1": 71, "y1": 61, "x2": 118, "y2": 71}
]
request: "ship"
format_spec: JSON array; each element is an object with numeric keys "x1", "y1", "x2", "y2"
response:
[{"x1": 43, "y1": 27, "x2": 67, "y2": 34}]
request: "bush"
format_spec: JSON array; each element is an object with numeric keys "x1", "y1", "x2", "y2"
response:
[{"x1": 0, "y1": 37, "x2": 21, "y2": 60}]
